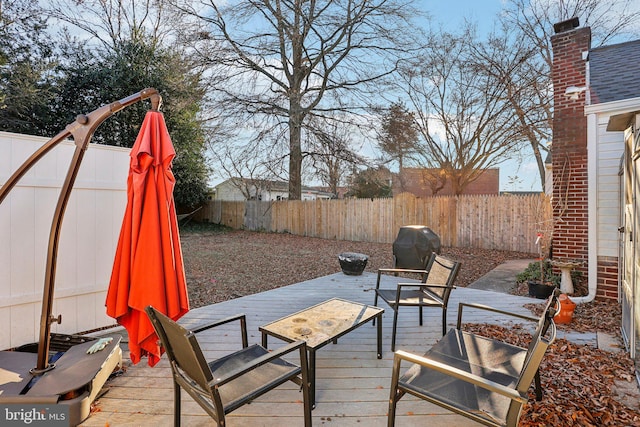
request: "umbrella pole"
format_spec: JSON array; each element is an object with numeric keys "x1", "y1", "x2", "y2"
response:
[{"x1": 0, "y1": 88, "x2": 162, "y2": 374}]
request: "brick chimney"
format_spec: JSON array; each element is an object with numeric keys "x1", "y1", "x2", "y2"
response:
[{"x1": 550, "y1": 18, "x2": 593, "y2": 295}]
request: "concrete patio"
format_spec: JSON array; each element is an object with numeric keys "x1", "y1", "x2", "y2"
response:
[{"x1": 83, "y1": 269, "x2": 564, "y2": 426}]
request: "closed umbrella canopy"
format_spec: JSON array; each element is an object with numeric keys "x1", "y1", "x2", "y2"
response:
[{"x1": 106, "y1": 110, "x2": 189, "y2": 367}]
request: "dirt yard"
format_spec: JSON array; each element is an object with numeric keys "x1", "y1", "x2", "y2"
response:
[{"x1": 180, "y1": 225, "x2": 534, "y2": 307}]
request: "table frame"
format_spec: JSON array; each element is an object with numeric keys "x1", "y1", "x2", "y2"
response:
[{"x1": 259, "y1": 298, "x2": 384, "y2": 406}]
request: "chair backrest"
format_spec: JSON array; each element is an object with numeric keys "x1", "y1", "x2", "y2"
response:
[
  {"x1": 421, "y1": 254, "x2": 461, "y2": 302},
  {"x1": 506, "y1": 290, "x2": 559, "y2": 425},
  {"x1": 145, "y1": 306, "x2": 214, "y2": 391},
  {"x1": 518, "y1": 288, "x2": 559, "y2": 385}
]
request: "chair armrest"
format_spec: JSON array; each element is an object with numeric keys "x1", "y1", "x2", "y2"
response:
[
  {"x1": 379, "y1": 268, "x2": 428, "y2": 275},
  {"x1": 396, "y1": 282, "x2": 454, "y2": 290},
  {"x1": 191, "y1": 313, "x2": 248, "y2": 348},
  {"x1": 212, "y1": 340, "x2": 307, "y2": 387},
  {"x1": 393, "y1": 350, "x2": 527, "y2": 403},
  {"x1": 376, "y1": 268, "x2": 428, "y2": 290},
  {"x1": 456, "y1": 303, "x2": 538, "y2": 330}
]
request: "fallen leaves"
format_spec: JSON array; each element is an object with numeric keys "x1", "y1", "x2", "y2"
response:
[
  {"x1": 464, "y1": 323, "x2": 640, "y2": 426},
  {"x1": 180, "y1": 228, "x2": 534, "y2": 308},
  {"x1": 523, "y1": 298, "x2": 622, "y2": 335}
]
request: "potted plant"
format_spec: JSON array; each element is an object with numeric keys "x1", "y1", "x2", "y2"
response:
[
  {"x1": 516, "y1": 196, "x2": 557, "y2": 298},
  {"x1": 517, "y1": 256, "x2": 559, "y2": 299}
]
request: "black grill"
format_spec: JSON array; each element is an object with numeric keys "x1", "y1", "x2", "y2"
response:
[{"x1": 392, "y1": 226, "x2": 441, "y2": 269}]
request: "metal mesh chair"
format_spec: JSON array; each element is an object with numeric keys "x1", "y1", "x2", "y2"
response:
[
  {"x1": 387, "y1": 290, "x2": 559, "y2": 427},
  {"x1": 145, "y1": 306, "x2": 312, "y2": 427},
  {"x1": 374, "y1": 253, "x2": 461, "y2": 351}
]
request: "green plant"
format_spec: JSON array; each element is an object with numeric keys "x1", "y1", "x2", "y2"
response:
[
  {"x1": 516, "y1": 260, "x2": 560, "y2": 286},
  {"x1": 179, "y1": 221, "x2": 231, "y2": 235}
]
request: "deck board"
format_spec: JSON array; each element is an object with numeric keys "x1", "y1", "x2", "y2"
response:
[{"x1": 82, "y1": 271, "x2": 540, "y2": 426}]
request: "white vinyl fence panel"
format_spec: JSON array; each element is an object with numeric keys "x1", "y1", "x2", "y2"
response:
[{"x1": 0, "y1": 131, "x2": 129, "y2": 350}]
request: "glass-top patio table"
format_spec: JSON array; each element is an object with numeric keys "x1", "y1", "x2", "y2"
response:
[{"x1": 259, "y1": 297, "x2": 384, "y2": 406}]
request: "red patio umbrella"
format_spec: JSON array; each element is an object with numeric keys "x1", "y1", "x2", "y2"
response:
[{"x1": 106, "y1": 109, "x2": 189, "y2": 367}]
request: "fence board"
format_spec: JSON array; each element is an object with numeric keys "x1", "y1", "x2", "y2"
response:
[{"x1": 197, "y1": 194, "x2": 549, "y2": 253}]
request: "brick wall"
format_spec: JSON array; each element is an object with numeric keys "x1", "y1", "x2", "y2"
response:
[
  {"x1": 551, "y1": 21, "x2": 607, "y2": 297},
  {"x1": 597, "y1": 256, "x2": 619, "y2": 299}
]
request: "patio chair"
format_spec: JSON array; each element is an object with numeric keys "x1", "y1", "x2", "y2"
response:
[
  {"x1": 374, "y1": 253, "x2": 461, "y2": 351},
  {"x1": 145, "y1": 306, "x2": 312, "y2": 427},
  {"x1": 387, "y1": 289, "x2": 559, "y2": 427}
]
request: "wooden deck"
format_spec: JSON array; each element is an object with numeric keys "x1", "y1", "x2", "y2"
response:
[{"x1": 82, "y1": 272, "x2": 541, "y2": 427}]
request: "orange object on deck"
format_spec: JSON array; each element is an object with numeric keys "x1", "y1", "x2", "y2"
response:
[
  {"x1": 555, "y1": 294, "x2": 576, "y2": 324},
  {"x1": 106, "y1": 110, "x2": 189, "y2": 367}
]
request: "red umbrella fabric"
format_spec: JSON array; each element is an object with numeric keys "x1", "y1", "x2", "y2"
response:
[{"x1": 106, "y1": 110, "x2": 189, "y2": 367}]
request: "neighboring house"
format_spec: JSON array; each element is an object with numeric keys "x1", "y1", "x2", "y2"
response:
[
  {"x1": 313, "y1": 186, "x2": 349, "y2": 199},
  {"x1": 212, "y1": 178, "x2": 334, "y2": 201},
  {"x1": 551, "y1": 18, "x2": 640, "y2": 371},
  {"x1": 394, "y1": 167, "x2": 500, "y2": 197}
]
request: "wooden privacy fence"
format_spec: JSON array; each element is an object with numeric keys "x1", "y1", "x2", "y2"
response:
[{"x1": 197, "y1": 193, "x2": 551, "y2": 253}]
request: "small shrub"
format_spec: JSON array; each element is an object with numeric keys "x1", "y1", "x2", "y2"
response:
[
  {"x1": 179, "y1": 221, "x2": 231, "y2": 234},
  {"x1": 516, "y1": 260, "x2": 560, "y2": 286}
]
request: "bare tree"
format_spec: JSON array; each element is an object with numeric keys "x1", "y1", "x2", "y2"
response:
[
  {"x1": 500, "y1": 0, "x2": 640, "y2": 189},
  {"x1": 44, "y1": 0, "x2": 180, "y2": 49},
  {"x1": 170, "y1": 0, "x2": 422, "y2": 199},
  {"x1": 209, "y1": 124, "x2": 288, "y2": 200},
  {"x1": 472, "y1": 24, "x2": 551, "y2": 191},
  {"x1": 398, "y1": 27, "x2": 528, "y2": 195},
  {"x1": 306, "y1": 116, "x2": 365, "y2": 196}
]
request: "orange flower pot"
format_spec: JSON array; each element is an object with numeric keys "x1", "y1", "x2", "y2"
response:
[{"x1": 555, "y1": 294, "x2": 576, "y2": 324}]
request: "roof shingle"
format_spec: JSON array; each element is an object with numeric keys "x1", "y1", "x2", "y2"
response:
[{"x1": 589, "y1": 39, "x2": 640, "y2": 104}]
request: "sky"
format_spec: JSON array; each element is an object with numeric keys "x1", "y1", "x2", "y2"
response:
[{"x1": 426, "y1": 0, "x2": 504, "y2": 30}]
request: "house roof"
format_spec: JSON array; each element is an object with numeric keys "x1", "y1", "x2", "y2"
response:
[
  {"x1": 217, "y1": 177, "x2": 334, "y2": 197},
  {"x1": 589, "y1": 39, "x2": 640, "y2": 104},
  {"x1": 396, "y1": 167, "x2": 499, "y2": 197}
]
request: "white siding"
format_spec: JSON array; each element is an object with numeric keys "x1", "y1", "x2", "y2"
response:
[
  {"x1": 595, "y1": 114, "x2": 625, "y2": 257},
  {"x1": 213, "y1": 179, "x2": 329, "y2": 201},
  {"x1": 301, "y1": 192, "x2": 316, "y2": 201},
  {"x1": 263, "y1": 189, "x2": 288, "y2": 201},
  {"x1": 214, "y1": 181, "x2": 247, "y2": 201},
  {"x1": 0, "y1": 131, "x2": 129, "y2": 349}
]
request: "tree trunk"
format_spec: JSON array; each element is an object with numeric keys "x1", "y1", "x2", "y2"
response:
[
  {"x1": 289, "y1": 110, "x2": 303, "y2": 200},
  {"x1": 531, "y1": 141, "x2": 547, "y2": 191},
  {"x1": 398, "y1": 156, "x2": 405, "y2": 193}
]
